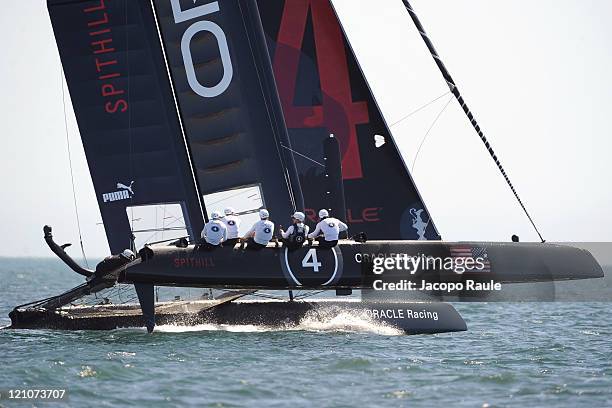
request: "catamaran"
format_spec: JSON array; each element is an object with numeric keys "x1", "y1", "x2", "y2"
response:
[{"x1": 8, "y1": 0, "x2": 603, "y2": 334}]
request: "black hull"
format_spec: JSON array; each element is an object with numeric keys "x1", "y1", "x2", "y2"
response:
[
  {"x1": 8, "y1": 300, "x2": 466, "y2": 335},
  {"x1": 123, "y1": 240, "x2": 603, "y2": 289},
  {"x1": 7, "y1": 236, "x2": 602, "y2": 335}
]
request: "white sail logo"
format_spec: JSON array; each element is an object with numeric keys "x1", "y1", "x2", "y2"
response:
[
  {"x1": 171, "y1": 0, "x2": 233, "y2": 98},
  {"x1": 410, "y1": 208, "x2": 429, "y2": 240},
  {"x1": 103, "y1": 181, "x2": 134, "y2": 203}
]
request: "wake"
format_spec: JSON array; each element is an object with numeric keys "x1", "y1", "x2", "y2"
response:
[{"x1": 152, "y1": 308, "x2": 402, "y2": 336}]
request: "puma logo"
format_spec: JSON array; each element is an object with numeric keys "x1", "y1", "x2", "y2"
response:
[
  {"x1": 103, "y1": 181, "x2": 135, "y2": 203},
  {"x1": 117, "y1": 181, "x2": 134, "y2": 195}
]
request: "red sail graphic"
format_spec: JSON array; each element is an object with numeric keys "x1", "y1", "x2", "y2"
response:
[
  {"x1": 273, "y1": 0, "x2": 369, "y2": 180},
  {"x1": 259, "y1": 0, "x2": 440, "y2": 240}
]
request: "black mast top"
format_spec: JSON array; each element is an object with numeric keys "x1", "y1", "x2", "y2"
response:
[{"x1": 401, "y1": 0, "x2": 545, "y2": 243}]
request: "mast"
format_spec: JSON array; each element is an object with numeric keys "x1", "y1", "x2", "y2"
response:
[
  {"x1": 400, "y1": 0, "x2": 545, "y2": 242},
  {"x1": 148, "y1": 0, "x2": 208, "y2": 224}
]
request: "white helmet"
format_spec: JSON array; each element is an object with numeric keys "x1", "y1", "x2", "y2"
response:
[
  {"x1": 318, "y1": 209, "x2": 329, "y2": 219},
  {"x1": 292, "y1": 211, "x2": 305, "y2": 222},
  {"x1": 211, "y1": 210, "x2": 222, "y2": 220},
  {"x1": 121, "y1": 249, "x2": 135, "y2": 260},
  {"x1": 259, "y1": 209, "x2": 270, "y2": 219},
  {"x1": 224, "y1": 207, "x2": 235, "y2": 216}
]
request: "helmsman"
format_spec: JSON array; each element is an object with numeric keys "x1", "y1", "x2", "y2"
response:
[{"x1": 280, "y1": 211, "x2": 309, "y2": 250}]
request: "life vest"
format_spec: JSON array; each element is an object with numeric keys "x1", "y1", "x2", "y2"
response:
[{"x1": 287, "y1": 224, "x2": 306, "y2": 247}]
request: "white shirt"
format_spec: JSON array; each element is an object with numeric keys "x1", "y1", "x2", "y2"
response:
[
  {"x1": 308, "y1": 217, "x2": 348, "y2": 241},
  {"x1": 222, "y1": 215, "x2": 241, "y2": 239},
  {"x1": 201, "y1": 219, "x2": 227, "y2": 245},
  {"x1": 244, "y1": 219, "x2": 275, "y2": 245},
  {"x1": 281, "y1": 223, "x2": 310, "y2": 239}
]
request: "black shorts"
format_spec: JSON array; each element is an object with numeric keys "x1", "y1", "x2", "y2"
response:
[
  {"x1": 282, "y1": 239, "x2": 304, "y2": 251},
  {"x1": 196, "y1": 241, "x2": 221, "y2": 251},
  {"x1": 224, "y1": 238, "x2": 240, "y2": 247},
  {"x1": 316, "y1": 238, "x2": 338, "y2": 248},
  {"x1": 246, "y1": 238, "x2": 267, "y2": 251}
]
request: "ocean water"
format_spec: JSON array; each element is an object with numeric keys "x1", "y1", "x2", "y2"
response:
[{"x1": 0, "y1": 258, "x2": 611, "y2": 407}]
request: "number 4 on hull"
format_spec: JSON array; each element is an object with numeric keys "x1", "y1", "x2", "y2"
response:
[{"x1": 302, "y1": 248, "x2": 322, "y2": 272}]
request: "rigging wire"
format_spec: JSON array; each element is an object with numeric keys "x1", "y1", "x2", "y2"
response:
[
  {"x1": 148, "y1": 0, "x2": 207, "y2": 222},
  {"x1": 411, "y1": 94, "x2": 454, "y2": 172},
  {"x1": 125, "y1": 0, "x2": 136, "y2": 250},
  {"x1": 280, "y1": 144, "x2": 325, "y2": 167},
  {"x1": 280, "y1": 89, "x2": 451, "y2": 171},
  {"x1": 140, "y1": 209, "x2": 186, "y2": 245},
  {"x1": 215, "y1": 288, "x2": 328, "y2": 302},
  {"x1": 237, "y1": 1, "x2": 299, "y2": 212},
  {"x1": 294, "y1": 290, "x2": 327, "y2": 300},
  {"x1": 131, "y1": 226, "x2": 186, "y2": 234},
  {"x1": 216, "y1": 289, "x2": 286, "y2": 301},
  {"x1": 60, "y1": 72, "x2": 89, "y2": 267},
  {"x1": 146, "y1": 235, "x2": 191, "y2": 246},
  {"x1": 162, "y1": 204, "x2": 166, "y2": 241},
  {"x1": 401, "y1": 0, "x2": 545, "y2": 242},
  {"x1": 206, "y1": 188, "x2": 261, "y2": 207},
  {"x1": 390, "y1": 90, "x2": 451, "y2": 128},
  {"x1": 128, "y1": 204, "x2": 186, "y2": 246}
]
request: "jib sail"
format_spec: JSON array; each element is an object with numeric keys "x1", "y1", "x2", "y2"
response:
[
  {"x1": 150, "y1": 0, "x2": 304, "y2": 218},
  {"x1": 257, "y1": 0, "x2": 440, "y2": 240},
  {"x1": 47, "y1": 0, "x2": 206, "y2": 253}
]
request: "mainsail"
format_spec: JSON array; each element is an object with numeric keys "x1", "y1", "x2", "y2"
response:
[
  {"x1": 257, "y1": 0, "x2": 440, "y2": 240},
  {"x1": 151, "y1": 0, "x2": 304, "y2": 217},
  {"x1": 48, "y1": 0, "x2": 304, "y2": 251},
  {"x1": 48, "y1": 0, "x2": 206, "y2": 253}
]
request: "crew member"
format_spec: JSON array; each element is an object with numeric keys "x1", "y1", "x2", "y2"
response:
[
  {"x1": 241, "y1": 209, "x2": 274, "y2": 251},
  {"x1": 95, "y1": 249, "x2": 135, "y2": 273},
  {"x1": 90, "y1": 249, "x2": 135, "y2": 283},
  {"x1": 280, "y1": 211, "x2": 309, "y2": 250},
  {"x1": 200, "y1": 210, "x2": 227, "y2": 250},
  {"x1": 222, "y1": 207, "x2": 241, "y2": 247},
  {"x1": 308, "y1": 209, "x2": 348, "y2": 248}
]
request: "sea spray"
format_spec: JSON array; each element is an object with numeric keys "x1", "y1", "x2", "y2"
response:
[
  {"x1": 298, "y1": 307, "x2": 403, "y2": 336},
  {"x1": 151, "y1": 306, "x2": 403, "y2": 335}
]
